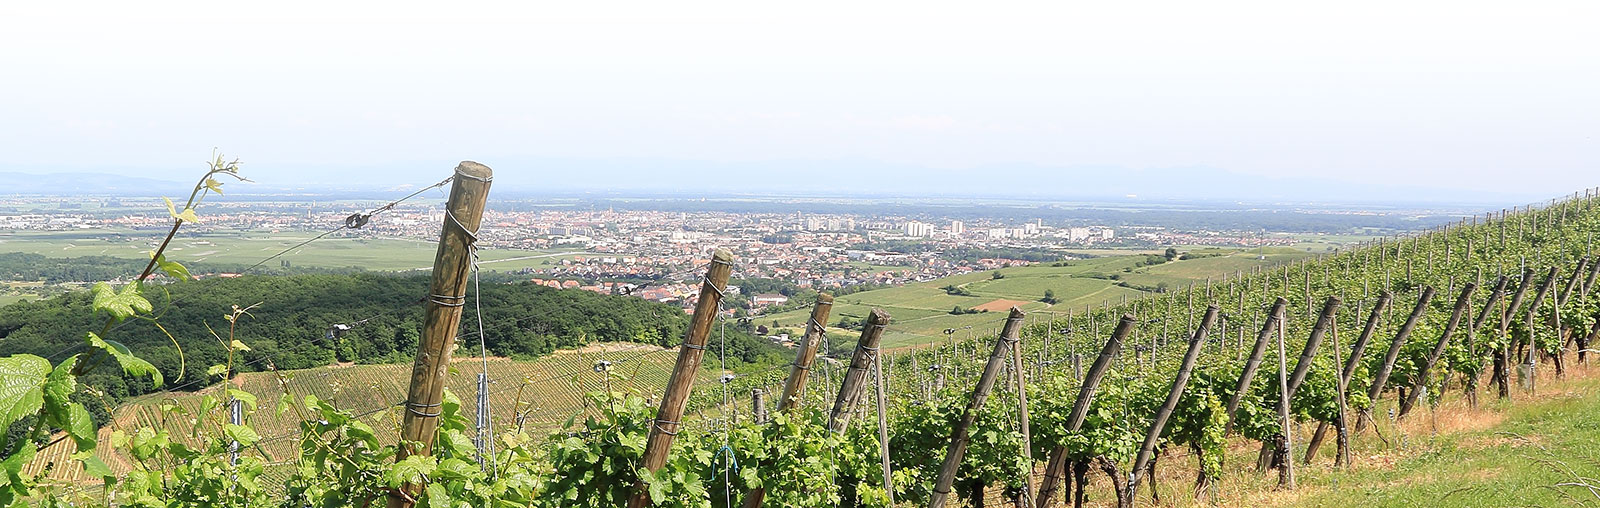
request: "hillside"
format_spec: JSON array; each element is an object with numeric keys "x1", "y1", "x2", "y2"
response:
[
  {"x1": 763, "y1": 247, "x2": 1312, "y2": 349},
  {"x1": 27, "y1": 343, "x2": 698, "y2": 484},
  {"x1": 0, "y1": 272, "x2": 780, "y2": 417}
]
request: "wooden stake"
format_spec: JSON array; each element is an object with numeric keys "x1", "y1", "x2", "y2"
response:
[
  {"x1": 1400, "y1": 283, "x2": 1474, "y2": 418},
  {"x1": 1306, "y1": 291, "x2": 1390, "y2": 461},
  {"x1": 873, "y1": 347, "x2": 895, "y2": 507},
  {"x1": 1036, "y1": 315, "x2": 1135, "y2": 508},
  {"x1": 1357, "y1": 287, "x2": 1434, "y2": 433},
  {"x1": 1225, "y1": 297, "x2": 1288, "y2": 435},
  {"x1": 1128, "y1": 306, "x2": 1216, "y2": 498},
  {"x1": 778, "y1": 295, "x2": 834, "y2": 411},
  {"x1": 1007, "y1": 309, "x2": 1035, "y2": 508},
  {"x1": 389, "y1": 162, "x2": 493, "y2": 508},
  {"x1": 827, "y1": 309, "x2": 892, "y2": 433},
  {"x1": 1276, "y1": 313, "x2": 1294, "y2": 489},
  {"x1": 929, "y1": 307, "x2": 1027, "y2": 508},
  {"x1": 627, "y1": 248, "x2": 735, "y2": 508}
]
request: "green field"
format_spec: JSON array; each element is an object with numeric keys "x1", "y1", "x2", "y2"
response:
[
  {"x1": 1290, "y1": 233, "x2": 1384, "y2": 253},
  {"x1": 0, "y1": 229, "x2": 588, "y2": 272},
  {"x1": 764, "y1": 249, "x2": 1313, "y2": 349}
]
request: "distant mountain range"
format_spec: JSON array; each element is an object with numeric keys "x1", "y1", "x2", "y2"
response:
[{"x1": 0, "y1": 162, "x2": 1569, "y2": 210}]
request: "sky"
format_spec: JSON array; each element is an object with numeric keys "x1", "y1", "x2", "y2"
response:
[{"x1": 1, "y1": 1, "x2": 1596, "y2": 202}]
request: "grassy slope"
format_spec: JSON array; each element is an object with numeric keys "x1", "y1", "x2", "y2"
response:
[
  {"x1": 32, "y1": 343, "x2": 697, "y2": 483},
  {"x1": 1269, "y1": 369, "x2": 1600, "y2": 507},
  {"x1": 766, "y1": 249, "x2": 1311, "y2": 349},
  {"x1": 1048, "y1": 364, "x2": 1600, "y2": 507}
]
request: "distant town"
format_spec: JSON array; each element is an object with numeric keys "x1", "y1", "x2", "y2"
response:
[{"x1": 1, "y1": 194, "x2": 1379, "y2": 313}]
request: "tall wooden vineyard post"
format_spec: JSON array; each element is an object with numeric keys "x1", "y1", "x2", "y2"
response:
[
  {"x1": 1004, "y1": 309, "x2": 1034, "y2": 508},
  {"x1": 778, "y1": 295, "x2": 834, "y2": 411},
  {"x1": 1036, "y1": 314, "x2": 1134, "y2": 508},
  {"x1": 827, "y1": 309, "x2": 891, "y2": 433},
  {"x1": 929, "y1": 308, "x2": 1026, "y2": 508},
  {"x1": 627, "y1": 249, "x2": 735, "y2": 508},
  {"x1": 389, "y1": 162, "x2": 493, "y2": 508},
  {"x1": 1358, "y1": 287, "x2": 1434, "y2": 433}
]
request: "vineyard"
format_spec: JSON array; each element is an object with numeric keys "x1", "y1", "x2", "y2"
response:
[{"x1": 4, "y1": 162, "x2": 1600, "y2": 508}]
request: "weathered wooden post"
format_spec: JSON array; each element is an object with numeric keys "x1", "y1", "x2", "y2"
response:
[
  {"x1": 1494, "y1": 269, "x2": 1537, "y2": 398},
  {"x1": 929, "y1": 307, "x2": 1026, "y2": 508},
  {"x1": 827, "y1": 309, "x2": 891, "y2": 433},
  {"x1": 1127, "y1": 306, "x2": 1216, "y2": 501},
  {"x1": 752, "y1": 389, "x2": 767, "y2": 424},
  {"x1": 1226, "y1": 297, "x2": 1288, "y2": 434},
  {"x1": 389, "y1": 162, "x2": 492, "y2": 508},
  {"x1": 1036, "y1": 314, "x2": 1135, "y2": 508},
  {"x1": 874, "y1": 346, "x2": 895, "y2": 507},
  {"x1": 1006, "y1": 309, "x2": 1035, "y2": 508},
  {"x1": 1357, "y1": 287, "x2": 1434, "y2": 433},
  {"x1": 1275, "y1": 313, "x2": 1294, "y2": 489},
  {"x1": 1261, "y1": 296, "x2": 1339, "y2": 470},
  {"x1": 627, "y1": 248, "x2": 735, "y2": 508},
  {"x1": 778, "y1": 295, "x2": 834, "y2": 410},
  {"x1": 1305, "y1": 291, "x2": 1389, "y2": 461},
  {"x1": 1399, "y1": 282, "x2": 1475, "y2": 417}
]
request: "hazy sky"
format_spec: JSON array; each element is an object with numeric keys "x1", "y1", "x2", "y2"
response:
[{"x1": 2, "y1": 1, "x2": 1595, "y2": 201}]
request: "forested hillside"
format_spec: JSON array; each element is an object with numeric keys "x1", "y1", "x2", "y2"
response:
[{"x1": 0, "y1": 273, "x2": 780, "y2": 408}]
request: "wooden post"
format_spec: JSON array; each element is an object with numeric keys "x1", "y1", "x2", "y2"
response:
[
  {"x1": 1558, "y1": 257, "x2": 1588, "y2": 307},
  {"x1": 1494, "y1": 269, "x2": 1537, "y2": 398},
  {"x1": 1331, "y1": 309, "x2": 1352, "y2": 468},
  {"x1": 752, "y1": 389, "x2": 767, "y2": 424},
  {"x1": 1357, "y1": 286, "x2": 1434, "y2": 433},
  {"x1": 1275, "y1": 313, "x2": 1294, "y2": 489},
  {"x1": 627, "y1": 248, "x2": 735, "y2": 508},
  {"x1": 1006, "y1": 308, "x2": 1035, "y2": 508},
  {"x1": 1472, "y1": 276, "x2": 1509, "y2": 332},
  {"x1": 827, "y1": 309, "x2": 891, "y2": 433},
  {"x1": 1036, "y1": 314, "x2": 1134, "y2": 508},
  {"x1": 929, "y1": 307, "x2": 1027, "y2": 508},
  {"x1": 1399, "y1": 282, "x2": 1475, "y2": 418},
  {"x1": 1520, "y1": 267, "x2": 1559, "y2": 358},
  {"x1": 1261, "y1": 296, "x2": 1338, "y2": 471},
  {"x1": 778, "y1": 295, "x2": 834, "y2": 411},
  {"x1": 1225, "y1": 297, "x2": 1288, "y2": 434},
  {"x1": 1287, "y1": 297, "x2": 1341, "y2": 399},
  {"x1": 873, "y1": 346, "x2": 895, "y2": 507},
  {"x1": 1128, "y1": 306, "x2": 1217, "y2": 499},
  {"x1": 389, "y1": 162, "x2": 493, "y2": 508},
  {"x1": 1305, "y1": 292, "x2": 1389, "y2": 460}
]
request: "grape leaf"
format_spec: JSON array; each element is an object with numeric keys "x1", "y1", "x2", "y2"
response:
[
  {"x1": 85, "y1": 333, "x2": 164, "y2": 388},
  {"x1": 91, "y1": 282, "x2": 152, "y2": 322}
]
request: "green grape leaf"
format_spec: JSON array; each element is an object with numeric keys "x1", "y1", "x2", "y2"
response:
[
  {"x1": 163, "y1": 197, "x2": 201, "y2": 223},
  {"x1": 85, "y1": 333, "x2": 164, "y2": 388},
  {"x1": 65, "y1": 403, "x2": 96, "y2": 451},
  {"x1": 73, "y1": 452, "x2": 114, "y2": 481},
  {"x1": 0, "y1": 439, "x2": 36, "y2": 488},
  {"x1": 151, "y1": 253, "x2": 192, "y2": 281},
  {"x1": 0, "y1": 355, "x2": 49, "y2": 434},
  {"x1": 42, "y1": 355, "x2": 78, "y2": 421},
  {"x1": 389, "y1": 455, "x2": 436, "y2": 487},
  {"x1": 227, "y1": 388, "x2": 258, "y2": 411},
  {"x1": 90, "y1": 282, "x2": 153, "y2": 322},
  {"x1": 204, "y1": 178, "x2": 224, "y2": 194},
  {"x1": 224, "y1": 423, "x2": 260, "y2": 447}
]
